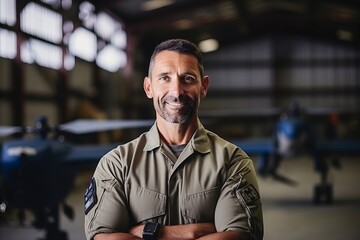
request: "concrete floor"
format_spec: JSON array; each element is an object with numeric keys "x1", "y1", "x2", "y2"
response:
[{"x1": 1, "y1": 156, "x2": 360, "y2": 240}]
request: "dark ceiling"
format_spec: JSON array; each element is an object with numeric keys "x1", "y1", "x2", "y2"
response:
[{"x1": 94, "y1": 0, "x2": 360, "y2": 53}]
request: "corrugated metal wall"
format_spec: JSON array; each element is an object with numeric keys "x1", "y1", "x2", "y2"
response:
[{"x1": 201, "y1": 35, "x2": 359, "y2": 112}]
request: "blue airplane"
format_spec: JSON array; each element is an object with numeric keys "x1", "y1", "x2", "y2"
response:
[
  {"x1": 1, "y1": 104, "x2": 359, "y2": 239},
  {"x1": 224, "y1": 102, "x2": 360, "y2": 205},
  {"x1": 0, "y1": 116, "x2": 154, "y2": 240}
]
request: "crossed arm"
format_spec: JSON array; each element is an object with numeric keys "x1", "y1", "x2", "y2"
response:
[{"x1": 93, "y1": 223, "x2": 246, "y2": 240}]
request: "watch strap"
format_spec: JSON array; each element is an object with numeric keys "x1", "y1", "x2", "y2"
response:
[{"x1": 142, "y1": 222, "x2": 160, "y2": 240}]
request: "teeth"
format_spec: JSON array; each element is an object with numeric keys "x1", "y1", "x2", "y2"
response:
[{"x1": 167, "y1": 102, "x2": 182, "y2": 107}]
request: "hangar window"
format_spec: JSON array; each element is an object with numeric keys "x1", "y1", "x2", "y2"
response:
[
  {"x1": 94, "y1": 11, "x2": 127, "y2": 72},
  {"x1": 79, "y1": 1, "x2": 96, "y2": 29},
  {"x1": 111, "y1": 29, "x2": 127, "y2": 49},
  {"x1": 0, "y1": 0, "x2": 16, "y2": 26},
  {"x1": 21, "y1": 38, "x2": 63, "y2": 70},
  {"x1": 0, "y1": 29, "x2": 16, "y2": 59},
  {"x1": 96, "y1": 45, "x2": 127, "y2": 72},
  {"x1": 21, "y1": 2, "x2": 62, "y2": 44},
  {"x1": 69, "y1": 27, "x2": 97, "y2": 62},
  {"x1": 76, "y1": 1, "x2": 127, "y2": 72},
  {"x1": 41, "y1": 0, "x2": 72, "y2": 10},
  {"x1": 0, "y1": 0, "x2": 127, "y2": 73},
  {"x1": 0, "y1": 0, "x2": 16, "y2": 59},
  {"x1": 95, "y1": 12, "x2": 119, "y2": 40}
]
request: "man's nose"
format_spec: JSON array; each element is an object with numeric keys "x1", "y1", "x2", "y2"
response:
[{"x1": 169, "y1": 78, "x2": 184, "y2": 96}]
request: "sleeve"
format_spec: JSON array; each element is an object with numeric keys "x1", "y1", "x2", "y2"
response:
[
  {"x1": 214, "y1": 148, "x2": 264, "y2": 240},
  {"x1": 84, "y1": 150, "x2": 130, "y2": 240}
]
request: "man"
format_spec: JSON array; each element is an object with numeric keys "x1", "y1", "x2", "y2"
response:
[{"x1": 84, "y1": 39, "x2": 263, "y2": 240}]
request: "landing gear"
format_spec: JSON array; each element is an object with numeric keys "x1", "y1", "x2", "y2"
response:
[
  {"x1": 33, "y1": 203, "x2": 73, "y2": 240},
  {"x1": 313, "y1": 184, "x2": 333, "y2": 204},
  {"x1": 313, "y1": 156, "x2": 333, "y2": 205}
]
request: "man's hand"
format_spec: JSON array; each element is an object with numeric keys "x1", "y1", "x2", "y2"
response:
[
  {"x1": 95, "y1": 223, "x2": 244, "y2": 240},
  {"x1": 128, "y1": 224, "x2": 144, "y2": 238},
  {"x1": 129, "y1": 223, "x2": 216, "y2": 240}
]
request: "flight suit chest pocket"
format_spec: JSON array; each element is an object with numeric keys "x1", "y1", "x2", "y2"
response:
[
  {"x1": 182, "y1": 186, "x2": 220, "y2": 223},
  {"x1": 129, "y1": 186, "x2": 166, "y2": 224}
]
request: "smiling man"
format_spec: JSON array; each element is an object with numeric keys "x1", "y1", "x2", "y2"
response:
[{"x1": 84, "y1": 39, "x2": 263, "y2": 240}]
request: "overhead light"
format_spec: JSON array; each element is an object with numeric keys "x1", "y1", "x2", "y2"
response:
[
  {"x1": 173, "y1": 19, "x2": 193, "y2": 30},
  {"x1": 337, "y1": 30, "x2": 353, "y2": 41},
  {"x1": 198, "y1": 38, "x2": 219, "y2": 53},
  {"x1": 141, "y1": 0, "x2": 175, "y2": 11}
]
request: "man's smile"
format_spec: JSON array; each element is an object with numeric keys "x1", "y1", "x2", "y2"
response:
[{"x1": 166, "y1": 101, "x2": 184, "y2": 108}]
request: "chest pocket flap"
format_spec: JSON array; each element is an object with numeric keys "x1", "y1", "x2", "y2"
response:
[
  {"x1": 182, "y1": 186, "x2": 220, "y2": 222},
  {"x1": 129, "y1": 186, "x2": 166, "y2": 223}
]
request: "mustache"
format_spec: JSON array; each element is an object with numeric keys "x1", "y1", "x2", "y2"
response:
[{"x1": 163, "y1": 94, "x2": 194, "y2": 105}]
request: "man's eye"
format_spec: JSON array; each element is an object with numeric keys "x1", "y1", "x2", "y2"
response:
[
  {"x1": 183, "y1": 75, "x2": 196, "y2": 83},
  {"x1": 159, "y1": 76, "x2": 169, "y2": 81}
]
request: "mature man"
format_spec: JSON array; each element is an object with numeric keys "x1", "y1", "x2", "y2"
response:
[{"x1": 85, "y1": 39, "x2": 263, "y2": 240}]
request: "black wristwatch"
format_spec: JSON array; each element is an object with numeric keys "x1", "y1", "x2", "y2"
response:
[{"x1": 142, "y1": 222, "x2": 160, "y2": 240}]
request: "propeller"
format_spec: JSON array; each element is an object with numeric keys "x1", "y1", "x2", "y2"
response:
[
  {"x1": 0, "y1": 126, "x2": 24, "y2": 137},
  {"x1": 0, "y1": 118, "x2": 154, "y2": 137},
  {"x1": 199, "y1": 107, "x2": 281, "y2": 118},
  {"x1": 57, "y1": 119, "x2": 154, "y2": 134}
]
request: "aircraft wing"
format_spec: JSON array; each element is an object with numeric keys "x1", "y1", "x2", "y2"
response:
[
  {"x1": 316, "y1": 140, "x2": 360, "y2": 155},
  {"x1": 232, "y1": 138, "x2": 360, "y2": 156},
  {"x1": 0, "y1": 126, "x2": 23, "y2": 137},
  {"x1": 0, "y1": 119, "x2": 154, "y2": 137},
  {"x1": 230, "y1": 138, "x2": 279, "y2": 179},
  {"x1": 58, "y1": 119, "x2": 154, "y2": 134},
  {"x1": 230, "y1": 138, "x2": 274, "y2": 155},
  {"x1": 63, "y1": 144, "x2": 118, "y2": 167}
]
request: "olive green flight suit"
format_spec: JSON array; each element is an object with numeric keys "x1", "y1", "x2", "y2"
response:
[{"x1": 85, "y1": 120, "x2": 263, "y2": 240}]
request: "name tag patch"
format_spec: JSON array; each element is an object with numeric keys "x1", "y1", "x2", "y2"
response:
[
  {"x1": 84, "y1": 177, "x2": 97, "y2": 215},
  {"x1": 239, "y1": 184, "x2": 260, "y2": 204}
]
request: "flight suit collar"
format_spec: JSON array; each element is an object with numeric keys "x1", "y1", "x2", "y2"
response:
[
  {"x1": 143, "y1": 119, "x2": 211, "y2": 155},
  {"x1": 143, "y1": 123, "x2": 162, "y2": 151},
  {"x1": 190, "y1": 119, "x2": 211, "y2": 154}
]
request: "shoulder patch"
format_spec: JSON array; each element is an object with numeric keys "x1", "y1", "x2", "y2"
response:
[
  {"x1": 238, "y1": 184, "x2": 260, "y2": 204},
  {"x1": 84, "y1": 177, "x2": 97, "y2": 215}
]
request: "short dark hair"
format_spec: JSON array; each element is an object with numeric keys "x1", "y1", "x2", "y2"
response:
[{"x1": 148, "y1": 39, "x2": 204, "y2": 78}]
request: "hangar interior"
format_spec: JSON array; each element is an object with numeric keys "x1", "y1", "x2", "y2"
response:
[
  {"x1": 0, "y1": 0, "x2": 360, "y2": 240},
  {"x1": 1, "y1": 0, "x2": 359, "y2": 140}
]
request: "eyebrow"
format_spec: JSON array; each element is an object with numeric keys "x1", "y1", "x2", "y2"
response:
[{"x1": 154, "y1": 71, "x2": 170, "y2": 77}]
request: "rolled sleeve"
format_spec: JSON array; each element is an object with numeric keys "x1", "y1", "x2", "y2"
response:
[
  {"x1": 84, "y1": 152, "x2": 129, "y2": 240},
  {"x1": 214, "y1": 152, "x2": 263, "y2": 240}
]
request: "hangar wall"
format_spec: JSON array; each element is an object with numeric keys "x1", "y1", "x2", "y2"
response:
[
  {"x1": 0, "y1": 57, "x2": 140, "y2": 127},
  {"x1": 201, "y1": 35, "x2": 360, "y2": 111},
  {"x1": 1, "y1": 34, "x2": 359, "y2": 140}
]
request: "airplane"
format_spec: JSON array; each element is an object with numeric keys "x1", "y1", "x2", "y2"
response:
[
  {"x1": 1, "y1": 104, "x2": 359, "y2": 239},
  {"x1": 201, "y1": 101, "x2": 360, "y2": 205},
  {"x1": 0, "y1": 116, "x2": 154, "y2": 240}
]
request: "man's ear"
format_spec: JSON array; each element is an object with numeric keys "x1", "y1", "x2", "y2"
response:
[
  {"x1": 143, "y1": 76, "x2": 153, "y2": 99},
  {"x1": 201, "y1": 76, "x2": 210, "y2": 99}
]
